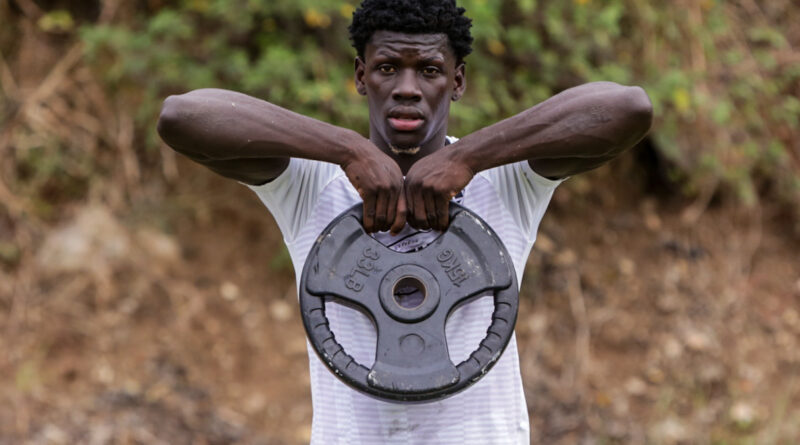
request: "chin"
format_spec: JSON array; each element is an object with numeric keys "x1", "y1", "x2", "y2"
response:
[
  {"x1": 390, "y1": 145, "x2": 421, "y2": 156},
  {"x1": 387, "y1": 134, "x2": 426, "y2": 153}
]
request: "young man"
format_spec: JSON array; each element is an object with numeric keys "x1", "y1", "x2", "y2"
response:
[{"x1": 157, "y1": 0, "x2": 652, "y2": 442}]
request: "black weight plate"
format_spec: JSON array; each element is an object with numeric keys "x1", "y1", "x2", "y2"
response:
[{"x1": 299, "y1": 202, "x2": 519, "y2": 403}]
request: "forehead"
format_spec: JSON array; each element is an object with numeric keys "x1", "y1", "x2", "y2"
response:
[{"x1": 365, "y1": 30, "x2": 454, "y2": 60}]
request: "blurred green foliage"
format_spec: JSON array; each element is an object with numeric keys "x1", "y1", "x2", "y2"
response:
[{"x1": 14, "y1": 1, "x2": 800, "y2": 210}]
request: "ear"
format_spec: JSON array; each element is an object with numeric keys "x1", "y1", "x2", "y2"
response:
[
  {"x1": 451, "y1": 63, "x2": 466, "y2": 102},
  {"x1": 354, "y1": 57, "x2": 367, "y2": 96}
]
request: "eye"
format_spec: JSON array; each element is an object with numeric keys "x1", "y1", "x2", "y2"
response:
[
  {"x1": 378, "y1": 65, "x2": 396, "y2": 74},
  {"x1": 422, "y1": 66, "x2": 441, "y2": 76}
]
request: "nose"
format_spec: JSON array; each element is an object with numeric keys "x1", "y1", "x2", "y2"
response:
[{"x1": 392, "y1": 69, "x2": 422, "y2": 102}]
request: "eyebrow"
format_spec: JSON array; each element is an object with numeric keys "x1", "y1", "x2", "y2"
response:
[
  {"x1": 372, "y1": 49, "x2": 445, "y2": 64},
  {"x1": 419, "y1": 56, "x2": 445, "y2": 64}
]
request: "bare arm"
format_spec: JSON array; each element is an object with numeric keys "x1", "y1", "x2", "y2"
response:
[
  {"x1": 157, "y1": 88, "x2": 367, "y2": 183},
  {"x1": 157, "y1": 88, "x2": 406, "y2": 233},
  {"x1": 404, "y1": 82, "x2": 653, "y2": 229},
  {"x1": 453, "y1": 81, "x2": 653, "y2": 178}
]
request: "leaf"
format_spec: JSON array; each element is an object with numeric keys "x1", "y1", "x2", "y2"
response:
[
  {"x1": 711, "y1": 101, "x2": 732, "y2": 125},
  {"x1": 672, "y1": 88, "x2": 692, "y2": 114},
  {"x1": 38, "y1": 10, "x2": 74, "y2": 32}
]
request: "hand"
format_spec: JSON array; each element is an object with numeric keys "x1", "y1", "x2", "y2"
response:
[
  {"x1": 404, "y1": 148, "x2": 474, "y2": 231},
  {"x1": 342, "y1": 142, "x2": 407, "y2": 234}
]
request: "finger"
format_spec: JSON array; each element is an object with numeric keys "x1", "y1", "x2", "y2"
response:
[
  {"x1": 374, "y1": 187, "x2": 388, "y2": 232},
  {"x1": 436, "y1": 193, "x2": 450, "y2": 231},
  {"x1": 385, "y1": 185, "x2": 398, "y2": 231},
  {"x1": 362, "y1": 192, "x2": 376, "y2": 232},
  {"x1": 390, "y1": 192, "x2": 407, "y2": 235},
  {"x1": 404, "y1": 184, "x2": 414, "y2": 227},
  {"x1": 423, "y1": 190, "x2": 438, "y2": 231},
  {"x1": 412, "y1": 187, "x2": 429, "y2": 230}
]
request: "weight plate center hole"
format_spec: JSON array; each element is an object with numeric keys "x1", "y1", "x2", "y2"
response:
[{"x1": 393, "y1": 277, "x2": 427, "y2": 310}]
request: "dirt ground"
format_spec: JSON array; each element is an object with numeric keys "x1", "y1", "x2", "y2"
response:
[{"x1": 2, "y1": 156, "x2": 799, "y2": 445}]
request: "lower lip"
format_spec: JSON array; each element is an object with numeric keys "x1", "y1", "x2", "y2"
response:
[{"x1": 388, "y1": 118, "x2": 424, "y2": 132}]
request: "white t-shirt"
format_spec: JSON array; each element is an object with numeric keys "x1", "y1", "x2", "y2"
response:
[{"x1": 247, "y1": 143, "x2": 562, "y2": 444}]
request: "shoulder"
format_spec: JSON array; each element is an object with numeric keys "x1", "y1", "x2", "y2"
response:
[
  {"x1": 244, "y1": 158, "x2": 350, "y2": 245},
  {"x1": 249, "y1": 158, "x2": 344, "y2": 191},
  {"x1": 445, "y1": 135, "x2": 562, "y2": 191},
  {"x1": 477, "y1": 161, "x2": 564, "y2": 190},
  {"x1": 245, "y1": 158, "x2": 346, "y2": 211}
]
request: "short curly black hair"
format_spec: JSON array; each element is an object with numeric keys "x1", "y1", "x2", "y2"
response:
[{"x1": 349, "y1": 0, "x2": 473, "y2": 63}]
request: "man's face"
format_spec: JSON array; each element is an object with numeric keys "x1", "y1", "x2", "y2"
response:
[{"x1": 355, "y1": 31, "x2": 465, "y2": 158}]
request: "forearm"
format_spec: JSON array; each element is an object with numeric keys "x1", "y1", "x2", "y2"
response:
[
  {"x1": 158, "y1": 88, "x2": 407, "y2": 231},
  {"x1": 157, "y1": 88, "x2": 365, "y2": 166},
  {"x1": 448, "y1": 82, "x2": 653, "y2": 173}
]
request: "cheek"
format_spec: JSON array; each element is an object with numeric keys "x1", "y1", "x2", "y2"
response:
[
  {"x1": 367, "y1": 73, "x2": 393, "y2": 93},
  {"x1": 429, "y1": 88, "x2": 451, "y2": 115},
  {"x1": 365, "y1": 79, "x2": 390, "y2": 111}
]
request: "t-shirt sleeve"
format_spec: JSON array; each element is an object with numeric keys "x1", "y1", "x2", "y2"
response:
[
  {"x1": 245, "y1": 158, "x2": 342, "y2": 244},
  {"x1": 477, "y1": 161, "x2": 565, "y2": 241}
]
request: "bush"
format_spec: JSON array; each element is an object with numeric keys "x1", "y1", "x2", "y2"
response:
[{"x1": 7, "y1": 0, "x2": 800, "y2": 214}]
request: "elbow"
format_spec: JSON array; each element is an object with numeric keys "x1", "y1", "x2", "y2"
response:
[
  {"x1": 584, "y1": 82, "x2": 653, "y2": 135},
  {"x1": 599, "y1": 84, "x2": 654, "y2": 157},
  {"x1": 156, "y1": 94, "x2": 185, "y2": 148},
  {"x1": 623, "y1": 85, "x2": 654, "y2": 136}
]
